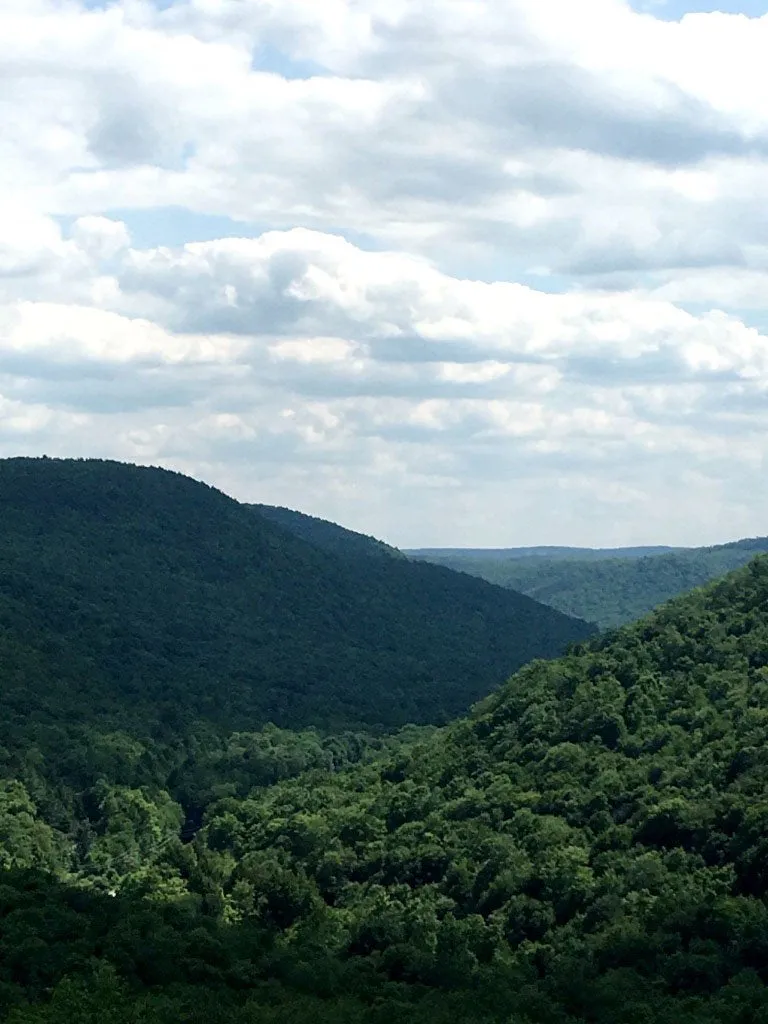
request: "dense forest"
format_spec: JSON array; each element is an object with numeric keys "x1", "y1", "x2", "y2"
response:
[
  {"x1": 253, "y1": 504, "x2": 405, "y2": 561},
  {"x1": 4, "y1": 458, "x2": 768, "y2": 1022},
  {"x1": 5, "y1": 557, "x2": 768, "y2": 1020},
  {"x1": 0, "y1": 457, "x2": 591, "y2": 749},
  {"x1": 411, "y1": 538, "x2": 768, "y2": 628}
]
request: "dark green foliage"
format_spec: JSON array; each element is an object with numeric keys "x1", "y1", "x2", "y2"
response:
[
  {"x1": 252, "y1": 504, "x2": 405, "y2": 561},
  {"x1": 176, "y1": 557, "x2": 768, "y2": 1020},
  {"x1": 7, "y1": 558, "x2": 768, "y2": 1020},
  {"x1": 0, "y1": 457, "x2": 592, "y2": 742},
  {"x1": 411, "y1": 537, "x2": 768, "y2": 628}
]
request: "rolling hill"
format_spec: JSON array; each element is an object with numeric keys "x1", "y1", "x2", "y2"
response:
[
  {"x1": 410, "y1": 537, "x2": 768, "y2": 628},
  {"x1": 0, "y1": 457, "x2": 593, "y2": 746}
]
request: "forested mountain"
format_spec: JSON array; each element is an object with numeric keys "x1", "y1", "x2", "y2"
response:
[
  {"x1": 0, "y1": 457, "x2": 591, "y2": 746},
  {"x1": 5, "y1": 557, "x2": 768, "y2": 1021},
  {"x1": 252, "y1": 503, "x2": 405, "y2": 560},
  {"x1": 411, "y1": 537, "x2": 768, "y2": 628}
]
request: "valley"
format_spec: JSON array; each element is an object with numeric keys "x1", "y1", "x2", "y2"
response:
[
  {"x1": 409, "y1": 539, "x2": 768, "y2": 629},
  {"x1": 1, "y1": 458, "x2": 768, "y2": 1023}
]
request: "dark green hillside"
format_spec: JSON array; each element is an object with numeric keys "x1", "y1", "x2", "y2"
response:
[
  {"x1": 412, "y1": 536, "x2": 768, "y2": 628},
  {"x1": 7, "y1": 559, "x2": 768, "y2": 1021},
  {"x1": 0, "y1": 457, "x2": 591, "y2": 744},
  {"x1": 252, "y1": 503, "x2": 405, "y2": 560}
]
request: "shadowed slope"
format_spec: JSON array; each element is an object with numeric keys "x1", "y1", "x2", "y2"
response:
[{"x1": 0, "y1": 457, "x2": 593, "y2": 740}]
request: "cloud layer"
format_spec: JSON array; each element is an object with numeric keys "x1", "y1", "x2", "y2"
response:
[{"x1": 1, "y1": 0, "x2": 767, "y2": 545}]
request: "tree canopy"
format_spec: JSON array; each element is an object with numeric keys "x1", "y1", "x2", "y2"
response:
[
  {"x1": 4, "y1": 457, "x2": 768, "y2": 1022},
  {"x1": 4, "y1": 544, "x2": 768, "y2": 1020},
  {"x1": 253, "y1": 503, "x2": 406, "y2": 561},
  {"x1": 0, "y1": 457, "x2": 591, "y2": 746}
]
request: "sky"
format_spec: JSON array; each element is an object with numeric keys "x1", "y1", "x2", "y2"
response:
[{"x1": 2, "y1": 0, "x2": 768, "y2": 548}]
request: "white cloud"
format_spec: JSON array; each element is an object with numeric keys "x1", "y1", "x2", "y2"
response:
[
  {"x1": 0, "y1": 300, "x2": 244, "y2": 365},
  {"x1": 2, "y1": 0, "x2": 768, "y2": 274},
  {"x1": 1, "y1": 0, "x2": 768, "y2": 545},
  {"x1": 114, "y1": 229, "x2": 768, "y2": 385},
  {"x1": 2, "y1": 222, "x2": 768, "y2": 544},
  {"x1": 71, "y1": 216, "x2": 131, "y2": 260}
]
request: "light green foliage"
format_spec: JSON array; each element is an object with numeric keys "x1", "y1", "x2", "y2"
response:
[
  {"x1": 83, "y1": 783, "x2": 183, "y2": 885},
  {"x1": 0, "y1": 781, "x2": 71, "y2": 873}
]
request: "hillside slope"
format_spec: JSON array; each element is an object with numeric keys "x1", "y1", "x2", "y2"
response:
[
  {"x1": 188, "y1": 554, "x2": 768, "y2": 1020},
  {"x1": 411, "y1": 537, "x2": 768, "y2": 628},
  {"x1": 252, "y1": 503, "x2": 405, "y2": 561},
  {"x1": 0, "y1": 458, "x2": 592, "y2": 743},
  {"x1": 6, "y1": 558, "x2": 768, "y2": 1022}
]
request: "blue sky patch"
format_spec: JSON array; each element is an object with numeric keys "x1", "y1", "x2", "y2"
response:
[
  {"x1": 55, "y1": 208, "x2": 387, "y2": 254},
  {"x1": 633, "y1": 0, "x2": 767, "y2": 18},
  {"x1": 252, "y1": 44, "x2": 329, "y2": 80}
]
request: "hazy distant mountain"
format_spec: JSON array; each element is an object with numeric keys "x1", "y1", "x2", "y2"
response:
[
  {"x1": 409, "y1": 537, "x2": 768, "y2": 628},
  {"x1": 408, "y1": 545, "x2": 681, "y2": 562}
]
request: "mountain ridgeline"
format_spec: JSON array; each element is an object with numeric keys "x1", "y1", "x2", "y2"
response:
[
  {"x1": 183, "y1": 555, "x2": 768, "y2": 1021},
  {"x1": 410, "y1": 537, "x2": 768, "y2": 628},
  {"x1": 252, "y1": 503, "x2": 405, "y2": 561},
  {"x1": 409, "y1": 545, "x2": 682, "y2": 561},
  {"x1": 0, "y1": 457, "x2": 592, "y2": 747}
]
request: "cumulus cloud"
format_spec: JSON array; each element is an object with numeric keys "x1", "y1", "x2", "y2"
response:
[
  {"x1": 2, "y1": 0, "x2": 768, "y2": 274},
  {"x1": 2, "y1": 220, "x2": 768, "y2": 544},
  {"x1": 1, "y1": 0, "x2": 768, "y2": 544}
]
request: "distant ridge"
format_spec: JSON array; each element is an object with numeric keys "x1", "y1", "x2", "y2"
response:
[
  {"x1": 410, "y1": 536, "x2": 768, "y2": 628},
  {"x1": 408, "y1": 545, "x2": 682, "y2": 562}
]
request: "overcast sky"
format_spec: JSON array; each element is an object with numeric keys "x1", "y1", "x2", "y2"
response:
[{"x1": 2, "y1": 0, "x2": 768, "y2": 547}]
